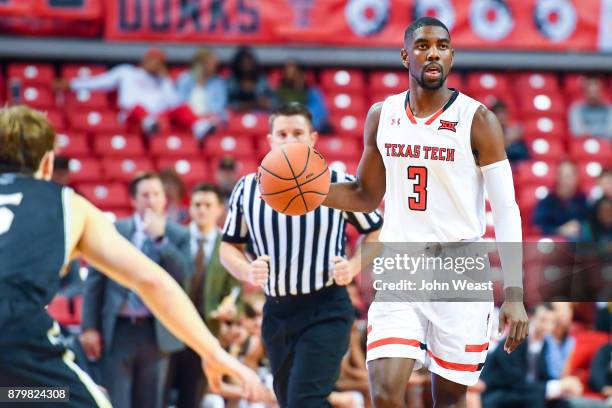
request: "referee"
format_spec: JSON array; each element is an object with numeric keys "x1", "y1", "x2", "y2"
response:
[{"x1": 220, "y1": 103, "x2": 382, "y2": 408}]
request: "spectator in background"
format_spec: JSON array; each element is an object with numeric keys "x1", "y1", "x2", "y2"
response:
[
  {"x1": 490, "y1": 100, "x2": 529, "y2": 164},
  {"x1": 215, "y1": 156, "x2": 240, "y2": 201},
  {"x1": 159, "y1": 168, "x2": 189, "y2": 224},
  {"x1": 58, "y1": 48, "x2": 213, "y2": 140},
  {"x1": 227, "y1": 46, "x2": 275, "y2": 112},
  {"x1": 592, "y1": 169, "x2": 612, "y2": 202},
  {"x1": 534, "y1": 161, "x2": 589, "y2": 240},
  {"x1": 480, "y1": 303, "x2": 583, "y2": 408},
  {"x1": 545, "y1": 303, "x2": 576, "y2": 380},
  {"x1": 165, "y1": 183, "x2": 242, "y2": 408},
  {"x1": 588, "y1": 342, "x2": 611, "y2": 401},
  {"x1": 582, "y1": 196, "x2": 612, "y2": 247},
  {"x1": 177, "y1": 48, "x2": 228, "y2": 138},
  {"x1": 52, "y1": 155, "x2": 71, "y2": 186},
  {"x1": 568, "y1": 76, "x2": 612, "y2": 139},
  {"x1": 276, "y1": 61, "x2": 330, "y2": 133},
  {"x1": 81, "y1": 172, "x2": 191, "y2": 408}
]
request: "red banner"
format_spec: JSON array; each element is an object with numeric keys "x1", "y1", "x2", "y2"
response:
[{"x1": 104, "y1": 0, "x2": 606, "y2": 51}]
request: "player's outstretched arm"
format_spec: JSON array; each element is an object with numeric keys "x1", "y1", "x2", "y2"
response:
[
  {"x1": 471, "y1": 105, "x2": 528, "y2": 353},
  {"x1": 323, "y1": 102, "x2": 386, "y2": 212},
  {"x1": 68, "y1": 193, "x2": 266, "y2": 400}
]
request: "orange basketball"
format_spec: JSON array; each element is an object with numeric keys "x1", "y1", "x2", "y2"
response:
[{"x1": 258, "y1": 142, "x2": 331, "y2": 216}]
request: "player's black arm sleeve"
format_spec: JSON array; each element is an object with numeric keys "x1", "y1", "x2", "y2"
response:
[
  {"x1": 323, "y1": 102, "x2": 386, "y2": 213},
  {"x1": 82, "y1": 266, "x2": 107, "y2": 331}
]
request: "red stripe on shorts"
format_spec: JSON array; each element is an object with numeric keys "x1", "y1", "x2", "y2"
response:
[
  {"x1": 465, "y1": 342, "x2": 489, "y2": 352},
  {"x1": 367, "y1": 325, "x2": 372, "y2": 334},
  {"x1": 427, "y1": 350, "x2": 480, "y2": 372},
  {"x1": 367, "y1": 337, "x2": 422, "y2": 351}
]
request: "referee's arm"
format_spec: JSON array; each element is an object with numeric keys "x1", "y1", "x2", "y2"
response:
[{"x1": 219, "y1": 177, "x2": 268, "y2": 287}]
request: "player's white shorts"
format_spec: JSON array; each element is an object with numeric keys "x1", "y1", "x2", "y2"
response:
[{"x1": 366, "y1": 301, "x2": 494, "y2": 386}]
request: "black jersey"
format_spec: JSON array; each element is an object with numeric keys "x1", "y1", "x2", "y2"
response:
[{"x1": 0, "y1": 173, "x2": 70, "y2": 337}]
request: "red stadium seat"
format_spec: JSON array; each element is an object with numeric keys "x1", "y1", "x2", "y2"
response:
[
  {"x1": 70, "y1": 109, "x2": 122, "y2": 134},
  {"x1": 267, "y1": 68, "x2": 316, "y2": 87},
  {"x1": 61, "y1": 64, "x2": 106, "y2": 81},
  {"x1": 515, "y1": 72, "x2": 559, "y2": 95},
  {"x1": 516, "y1": 160, "x2": 558, "y2": 188},
  {"x1": 518, "y1": 185, "x2": 551, "y2": 213},
  {"x1": 205, "y1": 135, "x2": 255, "y2": 159},
  {"x1": 326, "y1": 93, "x2": 367, "y2": 115},
  {"x1": 369, "y1": 71, "x2": 408, "y2": 94},
  {"x1": 169, "y1": 66, "x2": 188, "y2": 82},
  {"x1": 466, "y1": 72, "x2": 510, "y2": 95},
  {"x1": 156, "y1": 158, "x2": 208, "y2": 185},
  {"x1": 320, "y1": 69, "x2": 365, "y2": 93},
  {"x1": 56, "y1": 131, "x2": 89, "y2": 157},
  {"x1": 45, "y1": 109, "x2": 66, "y2": 131},
  {"x1": 226, "y1": 112, "x2": 268, "y2": 136},
  {"x1": 329, "y1": 114, "x2": 365, "y2": 138},
  {"x1": 233, "y1": 159, "x2": 258, "y2": 177},
  {"x1": 102, "y1": 158, "x2": 154, "y2": 182},
  {"x1": 576, "y1": 160, "x2": 605, "y2": 184},
  {"x1": 94, "y1": 134, "x2": 144, "y2": 157},
  {"x1": 65, "y1": 90, "x2": 109, "y2": 110},
  {"x1": 519, "y1": 92, "x2": 566, "y2": 117},
  {"x1": 446, "y1": 72, "x2": 463, "y2": 90},
  {"x1": 569, "y1": 137, "x2": 612, "y2": 161},
  {"x1": 11, "y1": 85, "x2": 55, "y2": 109},
  {"x1": 68, "y1": 157, "x2": 101, "y2": 183},
  {"x1": 77, "y1": 182, "x2": 129, "y2": 208},
  {"x1": 150, "y1": 133, "x2": 199, "y2": 157},
  {"x1": 317, "y1": 136, "x2": 361, "y2": 161},
  {"x1": 527, "y1": 138, "x2": 567, "y2": 161},
  {"x1": 522, "y1": 117, "x2": 567, "y2": 141},
  {"x1": 468, "y1": 91, "x2": 519, "y2": 118},
  {"x1": 8, "y1": 63, "x2": 55, "y2": 86}
]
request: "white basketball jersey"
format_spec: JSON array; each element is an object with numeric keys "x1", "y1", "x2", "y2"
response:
[{"x1": 377, "y1": 90, "x2": 486, "y2": 242}]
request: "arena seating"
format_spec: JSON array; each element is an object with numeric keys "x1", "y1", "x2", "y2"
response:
[{"x1": 4, "y1": 63, "x2": 611, "y2": 240}]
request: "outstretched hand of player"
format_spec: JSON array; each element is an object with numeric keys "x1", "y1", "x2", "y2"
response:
[
  {"x1": 248, "y1": 255, "x2": 269, "y2": 287},
  {"x1": 498, "y1": 295, "x2": 529, "y2": 354},
  {"x1": 201, "y1": 348, "x2": 268, "y2": 402},
  {"x1": 331, "y1": 256, "x2": 359, "y2": 286}
]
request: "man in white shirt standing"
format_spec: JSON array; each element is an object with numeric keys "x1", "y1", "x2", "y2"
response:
[{"x1": 59, "y1": 48, "x2": 213, "y2": 139}]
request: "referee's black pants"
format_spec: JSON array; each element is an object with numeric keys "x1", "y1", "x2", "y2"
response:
[{"x1": 262, "y1": 285, "x2": 354, "y2": 408}]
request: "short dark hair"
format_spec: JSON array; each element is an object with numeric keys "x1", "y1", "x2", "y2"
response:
[
  {"x1": 404, "y1": 17, "x2": 450, "y2": 44},
  {"x1": 0, "y1": 105, "x2": 56, "y2": 174},
  {"x1": 128, "y1": 172, "x2": 161, "y2": 198},
  {"x1": 599, "y1": 168, "x2": 612, "y2": 178},
  {"x1": 268, "y1": 102, "x2": 313, "y2": 132},
  {"x1": 490, "y1": 100, "x2": 508, "y2": 114},
  {"x1": 532, "y1": 302, "x2": 555, "y2": 315},
  {"x1": 191, "y1": 182, "x2": 225, "y2": 204}
]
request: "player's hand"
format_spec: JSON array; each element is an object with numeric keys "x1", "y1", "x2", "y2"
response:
[
  {"x1": 80, "y1": 328, "x2": 103, "y2": 360},
  {"x1": 498, "y1": 295, "x2": 529, "y2": 354},
  {"x1": 201, "y1": 347, "x2": 268, "y2": 402},
  {"x1": 143, "y1": 208, "x2": 167, "y2": 240},
  {"x1": 248, "y1": 255, "x2": 269, "y2": 286},
  {"x1": 331, "y1": 256, "x2": 358, "y2": 286}
]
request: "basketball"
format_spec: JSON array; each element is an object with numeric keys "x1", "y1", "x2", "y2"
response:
[{"x1": 258, "y1": 142, "x2": 331, "y2": 216}]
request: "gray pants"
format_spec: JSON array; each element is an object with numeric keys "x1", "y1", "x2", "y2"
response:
[{"x1": 101, "y1": 318, "x2": 169, "y2": 408}]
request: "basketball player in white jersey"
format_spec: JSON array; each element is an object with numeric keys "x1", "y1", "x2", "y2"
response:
[{"x1": 322, "y1": 17, "x2": 528, "y2": 407}]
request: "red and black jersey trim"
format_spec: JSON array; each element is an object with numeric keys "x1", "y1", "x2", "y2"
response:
[{"x1": 404, "y1": 88, "x2": 459, "y2": 125}]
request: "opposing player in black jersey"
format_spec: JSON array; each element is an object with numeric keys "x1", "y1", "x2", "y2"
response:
[{"x1": 0, "y1": 105, "x2": 267, "y2": 407}]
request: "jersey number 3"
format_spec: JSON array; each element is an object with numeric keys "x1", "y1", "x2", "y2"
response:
[
  {"x1": 407, "y1": 166, "x2": 428, "y2": 211},
  {"x1": 0, "y1": 193, "x2": 23, "y2": 235}
]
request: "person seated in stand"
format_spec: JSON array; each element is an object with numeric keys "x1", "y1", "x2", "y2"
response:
[
  {"x1": 227, "y1": 46, "x2": 275, "y2": 112},
  {"x1": 534, "y1": 161, "x2": 589, "y2": 240},
  {"x1": 57, "y1": 48, "x2": 212, "y2": 140},
  {"x1": 568, "y1": 76, "x2": 612, "y2": 139},
  {"x1": 177, "y1": 48, "x2": 228, "y2": 140}
]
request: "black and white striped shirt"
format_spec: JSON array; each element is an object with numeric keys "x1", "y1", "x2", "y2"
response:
[{"x1": 222, "y1": 170, "x2": 383, "y2": 297}]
